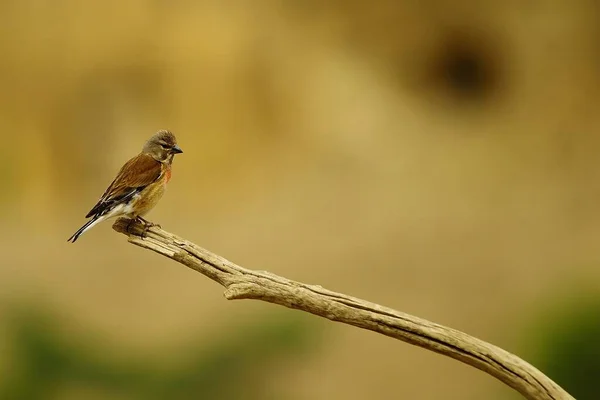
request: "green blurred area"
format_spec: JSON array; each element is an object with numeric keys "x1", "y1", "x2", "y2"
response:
[
  {"x1": 525, "y1": 292, "x2": 600, "y2": 400},
  {"x1": 2, "y1": 305, "x2": 319, "y2": 400},
  {"x1": 4, "y1": 296, "x2": 599, "y2": 400}
]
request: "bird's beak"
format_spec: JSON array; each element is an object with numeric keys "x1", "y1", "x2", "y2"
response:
[{"x1": 172, "y1": 145, "x2": 183, "y2": 154}]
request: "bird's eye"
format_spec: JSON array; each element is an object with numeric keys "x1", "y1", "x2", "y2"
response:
[{"x1": 160, "y1": 144, "x2": 168, "y2": 149}]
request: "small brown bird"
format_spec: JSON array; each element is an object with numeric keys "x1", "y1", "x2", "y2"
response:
[{"x1": 67, "y1": 130, "x2": 183, "y2": 243}]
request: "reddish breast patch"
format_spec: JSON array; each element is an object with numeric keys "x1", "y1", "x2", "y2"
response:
[{"x1": 165, "y1": 168, "x2": 172, "y2": 183}]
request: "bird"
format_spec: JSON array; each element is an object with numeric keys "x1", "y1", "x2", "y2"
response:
[{"x1": 67, "y1": 129, "x2": 183, "y2": 243}]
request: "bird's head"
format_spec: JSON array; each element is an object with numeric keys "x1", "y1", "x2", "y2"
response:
[{"x1": 143, "y1": 130, "x2": 183, "y2": 162}]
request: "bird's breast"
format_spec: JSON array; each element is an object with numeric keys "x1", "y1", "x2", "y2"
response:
[{"x1": 132, "y1": 180, "x2": 167, "y2": 217}]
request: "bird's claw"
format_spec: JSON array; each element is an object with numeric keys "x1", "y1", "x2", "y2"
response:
[
  {"x1": 134, "y1": 217, "x2": 161, "y2": 238},
  {"x1": 139, "y1": 218, "x2": 161, "y2": 229}
]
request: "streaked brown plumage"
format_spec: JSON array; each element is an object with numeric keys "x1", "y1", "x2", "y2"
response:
[{"x1": 67, "y1": 130, "x2": 183, "y2": 243}]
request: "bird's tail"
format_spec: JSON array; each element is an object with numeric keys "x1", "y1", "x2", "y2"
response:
[{"x1": 67, "y1": 214, "x2": 103, "y2": 243}]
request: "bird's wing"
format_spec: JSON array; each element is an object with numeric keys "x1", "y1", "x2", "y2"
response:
[{"x1": 85, "y1": 153, "x2": 163, "y2": 218}]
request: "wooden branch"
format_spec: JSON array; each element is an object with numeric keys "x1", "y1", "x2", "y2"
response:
[{"x1": 112, "y1": 218, "x2": 573, "y2": 400}]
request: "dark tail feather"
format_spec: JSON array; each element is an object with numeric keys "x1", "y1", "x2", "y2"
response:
[{"x1": 67, "y1": 215, "x2": 101, "y2": 243}]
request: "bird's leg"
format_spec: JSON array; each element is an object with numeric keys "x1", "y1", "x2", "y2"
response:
[{"x1": 134, "y1": 216, "x2": 161, "y2": 238}]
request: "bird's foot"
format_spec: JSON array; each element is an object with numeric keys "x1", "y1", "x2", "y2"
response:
[
  {"x1": 136, "y1": 216, "x2": 161, "y2": 229},
  {"x1": 135, "y1": 216, "x2": 161, "y2": 238}
]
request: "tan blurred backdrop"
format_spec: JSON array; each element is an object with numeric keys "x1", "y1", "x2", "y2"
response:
[{"x1": 1, "y1": 1, "x2": 599, "y2": 399}]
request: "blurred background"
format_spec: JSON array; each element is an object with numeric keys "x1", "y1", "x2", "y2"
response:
[{"x1": 0, "y1": 1, "x2": 599, "y2": 399}]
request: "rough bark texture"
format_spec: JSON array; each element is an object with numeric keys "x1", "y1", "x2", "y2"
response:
[{"x1": 113, "y1": 218, "x2": 574, "y2": 400}]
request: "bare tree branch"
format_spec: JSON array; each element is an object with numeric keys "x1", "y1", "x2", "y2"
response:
[{"x1": 112, "y1": 218, "x2": 574, "y2": 400}]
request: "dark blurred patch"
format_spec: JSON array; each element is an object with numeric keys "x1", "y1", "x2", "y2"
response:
[
  {"x1": 430, "y1": 32, "x2": 499, "y2": 101},
  {"x1": 521, "y1": 290, "x2": 600, "y2": 400},
  {"x1": 1, "y1": 305, "x2": 321, "y2": 400},
  {"x1": 422, "y1": 27, "x2": 506, "y2": 106},
  {"x1": 287, "y1": 1, "x2": 510, "y2": 110}
]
